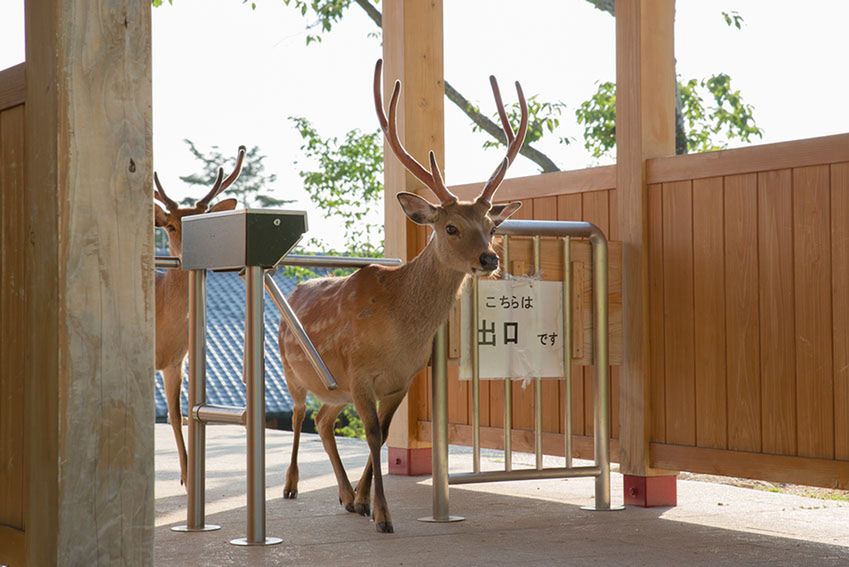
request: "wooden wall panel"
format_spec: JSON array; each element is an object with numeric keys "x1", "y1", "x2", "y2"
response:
[
  {"x1": 833, "y1": 162, "x2": 849, "y2": 461},
  {"x1": 558, "y1": 194, "x2": 585, "y2": 437},
  {"x1": 608, "y1": 189, "x2": 620, "y2": 439},
  {"x1": 648, "y1": 184, "x2": 666, "y2": 443},
  {"x1": 724, "y1": 173, "x2": 761, "y2": 453},
  {"x1": 581, "y1": 190, "x2": 610, "y2": 436},
  {"x1": 758, "y1": 169, "x2": 797, "y2": 456},
  {"x1": 692, "y1": 176, "x2": 727, "y2": 450},
  {"x1": 662, "y1": 181, "x2": 695, "y2": 446},
  {"x1": 533, "y1": 195, "x2": 562, "y2": 434},
  {"x1": 0, "y1": 105, "x2": 26, "y2": 533},
  {"x1": 793, "y1": 165, "x2": 834, "y2": 459}
]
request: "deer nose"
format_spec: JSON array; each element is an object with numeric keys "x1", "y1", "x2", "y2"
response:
[{"x1": 479, "y1": 252, "x2": 499, "y2": 272}]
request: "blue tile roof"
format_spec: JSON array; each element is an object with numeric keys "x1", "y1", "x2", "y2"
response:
[{"x1": 154, "y1": 267, "x2": 328, "y2": 422}]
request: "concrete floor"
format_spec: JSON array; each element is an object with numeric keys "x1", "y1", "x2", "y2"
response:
[{"x1": 155, "y1": 424, "x2": 849, "y2": 566}]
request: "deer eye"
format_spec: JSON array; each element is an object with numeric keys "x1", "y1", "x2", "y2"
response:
[
  {"x1": 490, "y1": 226, "x2": 497, "y2": 235},
  {"x1": 445, "y1": 224, "x2": 459, "y2": 236}
]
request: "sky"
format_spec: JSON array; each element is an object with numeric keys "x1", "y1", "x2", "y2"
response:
[{"x1": 2, "y1": 1, "x2": 848, "y2": 248}]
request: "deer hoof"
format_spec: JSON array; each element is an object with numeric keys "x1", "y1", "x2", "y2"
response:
[
  {"x1": 375, "y1": 521, "x2": 394, "y2": 534},
  {"x1": 283, "y1": 489, "x2": 298, "y2": 499},
  {"x1": 354, "y1": 501, "x2": 370, "y2": 517}
]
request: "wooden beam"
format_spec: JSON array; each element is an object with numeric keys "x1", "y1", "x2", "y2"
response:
[
  {"x1": 615, "y1": 0, "x2": 676, "y2": 478},
  {"x1": 25, "y1": 1, "x2": 154, "y2": 564},
  {"x1": 0, "y1": 63, "x2": 25, "y2": 111},
  {"x1": 383, "y1": 0, "x2": 444, "y2": 452},
  {"x1": 449, "y1": 165, "x2": 616, "y2": 202}
]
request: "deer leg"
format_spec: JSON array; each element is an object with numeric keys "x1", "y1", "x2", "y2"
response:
[
  {"x1": 316, "y1": 403, "x2": 356, "y2": 512},
  {"x1": 352, "y1": 390, "x2": 393, "y2": 533},
  {"x1": 284, "y1": 383, "x2": 307, "y2": 499},
  {"x1": 354, "y1": 390, "x2": 406, "y2": 517},
  {"x1": 162, "y1": 364, "x2": 188, "y2": 487}
]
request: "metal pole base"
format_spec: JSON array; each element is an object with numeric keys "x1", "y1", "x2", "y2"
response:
[
  {"x1": 171, "y1": 524, "x2": 221, "y2": 532},
  {"x1": 230, "y1": 537, "x2": 283, "y2": 546},
  {"x1": 417, "y1": 515, "x2": 465, "y2": 523},
  {"x1": 580, "y1": 504, "x2": 625, "y2": 512}
]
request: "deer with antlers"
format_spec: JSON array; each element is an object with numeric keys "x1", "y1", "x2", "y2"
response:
[
  {"x1": 154, "y1": 146, "x2": 245, "y2": 486},
  {"x1": 278, "y1": 60, "x2": 528, "y2": 533}
]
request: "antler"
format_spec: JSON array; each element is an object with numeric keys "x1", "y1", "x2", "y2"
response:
[
  {"x1": 478, "y1": 76, "x2": 529, "y2": 205},
  {"x1": 153, "y1": 172, "x2": 180, "y2": 211},
  {"x1": 195, "y1": 145, "x2": 246, "y2": 210},
  {"x1": 374, "y1": 59, "x2": 456, "y2": 205}
]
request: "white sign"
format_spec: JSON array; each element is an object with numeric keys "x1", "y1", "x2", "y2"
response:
[{"x1": 460, "y1": 279, "x2": 564, "y2": 380}]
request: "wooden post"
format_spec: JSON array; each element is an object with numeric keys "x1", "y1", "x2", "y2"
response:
[
  {"x1": 383, "y1": 0, "x2": 444, "y2": 475},
  {"x1": 616, "y1": 0, "x2": 678, "y2": 506},
  {"x1": 25, "y1": 1, "x2": 155, "y2": 564}
]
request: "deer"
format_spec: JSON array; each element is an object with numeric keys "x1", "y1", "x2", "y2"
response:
[
  {"x1": 154, "y1": 147, "x2": 245, "y2": 486},
  {"x1": 278, "y1": 59, "x2": 528, "y2": 533}
]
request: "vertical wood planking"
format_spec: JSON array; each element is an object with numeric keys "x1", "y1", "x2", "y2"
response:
[
  {"x1": 832, "y1": 162, "x2": 849, "y2": 461},
  {"x1": 510, "y1": 199, "x2": 535, "y2": 430},
  {"x1": 692, "y1": 176, "x2": 727, "y2": 449},
  {"x1": 662, "y1": 181, "x2": 696, "y2": 446},
  {"x1": 581, "y1": 190, "x2": 610, "y2": 436},
  {"x1": 793, "y1": 165, "x2": 834, "y2": 459},
  {"x1": 608, "y1": 190, "x2": 621, "y2": 439},
  {"x1": 725, "y1": 173, "x2": 761, "y2": 453},
  {"x1": 533, "y1": 196, "x2": 561, "y2": 434},
  {"x1": 558, "y1": 193, "x2": 584, "y2": 437},
  {"x1": 648, "y1": 184, "x2": 666, "y2": 442},
  {"x1": 0, "y1": 106, "x2": 26, "y2": 530},
  {"x1": 758, "y1": 169, "x2": 797, "y2": 455}
]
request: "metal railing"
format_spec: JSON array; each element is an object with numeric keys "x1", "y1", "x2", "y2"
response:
[
  {"x1": 155, "y1": 253, "x2": 401, "y2": 545},
  {"x1": 422, "y1": 219, "x2": 623, "y2": 523}
]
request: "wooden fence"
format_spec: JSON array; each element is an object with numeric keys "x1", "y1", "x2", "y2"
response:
[
  {"x1": 415, "y1": 132, "x2": 849, "y2": 490},
  {"x1": 0, "y1": 62, "x2": 27, "y2": 564}
]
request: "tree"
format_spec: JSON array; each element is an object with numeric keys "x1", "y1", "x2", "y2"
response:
[
  {"x1": 178, "y1": 140, "x2": 293, "y2": 208},
  {"x1": 576, "y1": 73, "x2": 762, "y2": 161}
]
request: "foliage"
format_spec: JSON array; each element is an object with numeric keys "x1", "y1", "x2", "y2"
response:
[
  {"x1": 289, "y1": 116, "x2": 384, "y2": 258},
  {"x1": 306, "y1": 395, "x2": 366, "y2": 439},
  {"x1": 576, "y1": 74, "x2": 762, "y2": 159},
  {"x1": 470, "y1": 95, "x2": 572, "y2": 150},
  {"x1": 280, "y1": 0, "x2": 356, "y2": 44},
  {"x1": 722, "y1": 10, "x2": 744, "y2": 29},
  {"x1": 178, "y1": 140, "x2": 293, "y2": 209}
]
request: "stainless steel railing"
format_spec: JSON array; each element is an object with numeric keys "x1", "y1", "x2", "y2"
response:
[
  {"x1": 422, "y1": 219, "x2": 622, "y2": 523},
  {"x1": 155, "y1": 253, "x2": 401, "y2": 544}
]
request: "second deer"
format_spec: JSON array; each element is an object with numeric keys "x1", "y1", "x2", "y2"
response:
[
  {"x1": 154, "y1": 147, "x2": 245, "y2": 486},
  {"x1": 278, "y1": 60, "x2": 528, "y2": 533}
]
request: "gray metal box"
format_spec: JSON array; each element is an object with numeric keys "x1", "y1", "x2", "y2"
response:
[{"x1": 181, "y1": 209, "x2": 308, "y2": 271}]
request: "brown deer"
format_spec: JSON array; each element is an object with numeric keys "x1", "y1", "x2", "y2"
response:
[
  {"x1": 278, "y1": 60, "x2": 528, "y2": 533},
  {"x1": 154, "y1": 147, "x2": 245, "y2": 485}
]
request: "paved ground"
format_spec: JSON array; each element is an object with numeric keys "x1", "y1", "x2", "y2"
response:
[{"x1": 155, "y1": 424, "x2": 849, "y2": 566}]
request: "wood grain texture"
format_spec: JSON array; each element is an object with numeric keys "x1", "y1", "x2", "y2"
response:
[
  {"x1": 0, "y1": 63, "x2": 25, "y2": 111},
  {"x1": 757, "y1": 169, "x2": 797, "y2": 456},
  {"x1": 383, "y1": 0, "x2": 444, "y2": 450},
  {"x1": 692, "y1": 177, "x2": 727, "y2": 449},
  {"x1": 793, "y1": 165, "x2": 834, "y2": 459},
  {"x1": 832, "y1": 162, "x2": 849, "y2": 461},
  {"x1": 724, "y1": 173, "x2": 761, "y2": 453},
  {"x1": 615, "y1": 0, "x2": 676, "y2": 476},
  {"x1": 662, "y1": 181, "x2": 695, "y2": 446},
  {"x1": 559, "y1": 194, "x2": 585, "y2": 436},
  {"x1": 648, "y1": 184, "x2": 666, "y2": 443},
  {"x1": 647, "y1": 133, "x2": 849, "y2": 184},
  {"x1": 450, "y1": 165, "x2": 615, "y2": 203},
  {"x1": 609, "y1": 189, "x2": 621, "y2": 439},
  {"x1": 25, "y1": 1, "x2": 154, "y2": 564},
  {"x1": 651, "y1": 443, "x2": 849, "y2": 490},
  {"x1": 0, "y1": 105, "x2": 26, "y2": 532}
]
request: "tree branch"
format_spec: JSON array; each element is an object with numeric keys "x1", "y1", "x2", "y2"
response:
[
  {"x1": 584, "y1": 0, "x2": 614, "y2": 16},
  {"x1": 353, "y1": 0, "x2": 561, "y2": 172}
]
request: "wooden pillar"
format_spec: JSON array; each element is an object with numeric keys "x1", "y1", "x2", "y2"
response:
[
  {"x1": 616, "y1": 0, "x2": 678, "y2": 506},
  {"x1": 25, "y1": 1, "x2": 155, "y2": 564},
  {"x1": 382, "y1": 0, "x2": 444, "y2": 475}
]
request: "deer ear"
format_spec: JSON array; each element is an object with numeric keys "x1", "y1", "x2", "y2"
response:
[
  {"x1": 397, "y1": 192, "x2": 439, "y2": 225},
  {"x1": 209, "y1": 198, "x2": 238, "y2": 213},
  {"x1": 154, "y1": 203, "x2": 168, "y2": 227},
  {"x1": 489, "y1": 201, "x2": 522, "y2": 226}
]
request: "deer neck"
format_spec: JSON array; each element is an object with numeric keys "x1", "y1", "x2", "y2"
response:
[{"x1": 392, "y1": 238, "x2": 467, "y2": 332}]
